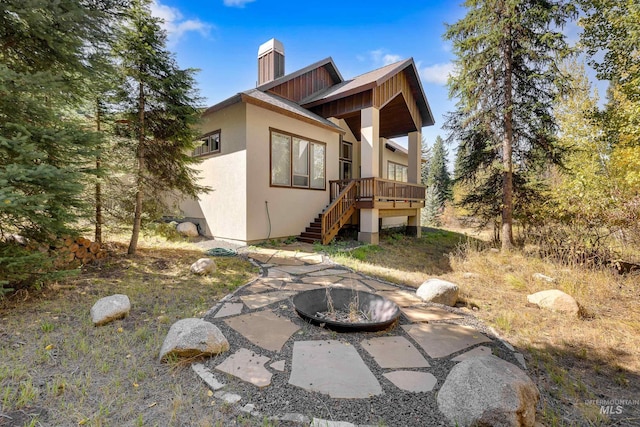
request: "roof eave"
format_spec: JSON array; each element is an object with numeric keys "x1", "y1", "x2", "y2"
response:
[{"x1": 240, "y1": 93, "x2": 345, "y2": 135}]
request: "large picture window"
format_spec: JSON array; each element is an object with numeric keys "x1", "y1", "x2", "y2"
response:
[
  {"x1": 193, "y1": 130, "x2": 221, "y2": 157},
  {"x1": 270, "y1": 129, "x2": 326, "y2": 190},
  {"x1": 387, "y1": 161, "x2": 408, "y2": 182}
]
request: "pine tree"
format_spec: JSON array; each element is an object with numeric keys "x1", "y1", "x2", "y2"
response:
[
  {"x1": 425, "y1": 136, "x2": 451, "y2": 207},
  {"x1": 0, "y1": 0, "x2": 126, "y2": 289},
  {"x1": 114, "y1": 0, "x2": 208, "y2": 255},
  {"x1": 444, "y1": 0, "x2": 576, "y2": 251}
]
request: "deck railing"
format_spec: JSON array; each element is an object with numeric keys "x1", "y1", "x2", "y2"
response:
[{"x1": 329, "y1": 177, "x2": 426, "y2": 204}]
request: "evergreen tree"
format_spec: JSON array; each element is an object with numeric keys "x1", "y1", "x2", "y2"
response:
[
  {"x1": 421, "y1": 137, "x2": 432, "y2": 185},
  {"x1": 444, "y1": 0, "x2": 576, "y2": 251},
  {"x1": 114, "y1": 0, "x2": 208, "y2": 255},
  {"x1": 425, "y1": 136, "x2": 451, "y2": 206},
  {"x1": 0, "y1": 0, "x2": 126, "y2": 288}
]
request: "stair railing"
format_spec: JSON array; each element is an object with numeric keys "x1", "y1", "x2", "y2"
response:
[{"x1": 321, "y1": 180, "x2": 357, "y2": 245}]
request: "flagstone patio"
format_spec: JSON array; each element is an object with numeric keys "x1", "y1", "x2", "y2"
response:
[{"x1": 193, "y1": 245, "x2": 529, "y2": 426}]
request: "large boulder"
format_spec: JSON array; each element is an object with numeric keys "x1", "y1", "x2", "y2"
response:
[
  {"x1": 176, "y1": 221, "x2": 199, "y2": 237},
  {"x1": 437, "y1": 355, "x2": 539, "y2": 427},
  {"x1": 91, "y1": 294, "x2": 131, "y2": 326},
  {"x1": 159, "y1": 318, "x2": 229, "y2": 361},
  {"x1": 190, "y1": 258, "x2": 216, "y2": 275},
  {"x1": 527, "y1": 289, "x2": 579, "y2": 315},
  {"x1": 416, "y1": 278, "x2": 459, "y2": 306}
]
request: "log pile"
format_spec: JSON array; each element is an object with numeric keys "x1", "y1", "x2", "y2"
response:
[
  {"x1": 56, "y1": 236, "x2": 107, "y2": 265},
  {"x1": 27, "y1": 236, "x2": 109, "y2": 267}
]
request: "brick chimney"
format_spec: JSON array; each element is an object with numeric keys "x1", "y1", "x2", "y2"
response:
[{"x1": 258, "y1": 38, "x2": 284, "y2": 85}]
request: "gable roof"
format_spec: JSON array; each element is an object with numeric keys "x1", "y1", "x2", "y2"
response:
[
  {"x1": 302, "y1": 58, "x2": 434, "y2": 127},
  {"x1": 256, "y1": 57, "x2": 344, "y2": 93},
  {"x1": 202, "y1": 89, "x2": 344, "y2": 134}
]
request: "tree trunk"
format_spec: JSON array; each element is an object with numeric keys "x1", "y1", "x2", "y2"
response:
[
  {"x1": 95, "y1": 98, "x2": 103, "y2": 244},
  {"x1": 501, "y1": 27, "x2": 515, "y2": 252},
  {"x1": 128, "y1": 81, "x2": 145, "y2": 255}
]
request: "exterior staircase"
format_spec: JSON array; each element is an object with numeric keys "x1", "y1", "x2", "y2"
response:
[
  {"x1": 298, "y1": 214, "x2": 324, "y2": 244},
  {"x1": 298, "y1": 180, "x2": 357, "y2": 245}
]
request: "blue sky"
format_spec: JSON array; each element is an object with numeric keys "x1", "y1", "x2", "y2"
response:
[{"x1": 149, "y1": 0, "x2": 605, "y2": 155}]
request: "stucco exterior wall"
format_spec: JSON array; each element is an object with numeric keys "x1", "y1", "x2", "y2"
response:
[
  {"x1": 178, "y1": 102, "x2": 249, "y2": 241},
  {"x1": 245, "y1": 104, "x2": 341, "y2": 242}
]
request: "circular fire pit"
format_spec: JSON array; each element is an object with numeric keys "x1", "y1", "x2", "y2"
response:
[{"x1": 292, "y1": 288, "x2": 401, "y2": 332}]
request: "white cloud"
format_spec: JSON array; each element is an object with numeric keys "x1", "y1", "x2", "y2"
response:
[
  {"x1": 223, "y1": 0, "x2": 256, "y2": 7},
  {"x1": 370, "y1": 49, "x2": 403, "y2": 66},
  {"x1": 417, "y1": 61, "x2": 455, "y2": 85},
  {"x1": 150, "y1": 1, "x2": 211, "y2": 42}
]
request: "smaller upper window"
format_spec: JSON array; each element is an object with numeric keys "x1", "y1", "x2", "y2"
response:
[{"x1": 193, "y1": 130, "x2": 221, "y2": 157}]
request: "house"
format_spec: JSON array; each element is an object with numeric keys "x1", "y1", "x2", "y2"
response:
[{"x1": 177, "y1": 39, "x2": 435, "y2": 245}]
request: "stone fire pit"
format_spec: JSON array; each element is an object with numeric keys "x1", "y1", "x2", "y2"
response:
[{"x1": 292, "y1": 288, "x2": 401, "y2": 332}]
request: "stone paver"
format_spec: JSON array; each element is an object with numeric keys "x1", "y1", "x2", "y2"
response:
[
  {"x1": 402, "y1": 323, "x2": 492, "y2": 358},
  {"x1": 213, "y1": 302, "x2": 244, "y2": 318},
  {"x1": 244, "y1": 281, "x2": 275, "y2": 294},
  {"x1": 289, "y1": 340, "x2": 382, "y2": 398},
  {"x1": 400, "y1": 306, "x2": 464, "y2": 323},
  {"x1": 249, "y1": 253, "x2": 274, "y2": 263},
  {"x1": 215, "y1": 348, "x2": 272, "y2": 388},
  {"x1": 267, "y1": 269, "x2": 292, "y2": 280},
  {"x1": 215, "y1": 390, "x2": 242, "y2": 403},
  {"x1": 239, "y1": 291, "x2": 295, "y2": 309},
  {"x1": 269, "y1": 256, "x2": 305, "y2": 266},
  {"x1": 451, "y1": 345, "x2": 493, "y2": 362},
  {"x1": 270, "y1": 360, "x2": 286, "y2": 371},
  {"x1": 282, "y1": 282, "x2": 324, "y2": 292},
  {"x1": 301, "y1": 275, "x2": 343, "y2": 285},
  {"x1": 224, "y1": 310, "x2": 300, "y2": 352},
  {"x1": 307, "y1": 268, "x2": 349, "y2": 277},
  {"x1": 192, "y1": 363, "x2": 226, "y2": 390},
  {"x1": 360, "y1": 279, "x2": 398, "y2": 291},
  {"x1": 361, "y1": 336, "x2": 430, "y2": 368},
  {"x1": 376, "y1": 290, "x2": 423, "y2": 307},
  {"x1": 295, "y1": 253, "x2": 324, "y2": 264},
  {"x1": 383, "y1": 371, "x2": 437, "y2": 392},
  {"x1": 329, "y1": 280, "x2": 372, "y2": 292},
  {"x1": 273, "y1": 264, "x2": 330, "y2": 275}
]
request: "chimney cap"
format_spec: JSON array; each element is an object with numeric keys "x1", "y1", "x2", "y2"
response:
[{"x1": 258, "y1": 38, "x2": 284, "y2": 58}]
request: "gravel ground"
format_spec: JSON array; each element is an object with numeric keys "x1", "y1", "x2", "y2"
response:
[{"x1": 198, "y1": 254, "x2": 521, "y2": 427}]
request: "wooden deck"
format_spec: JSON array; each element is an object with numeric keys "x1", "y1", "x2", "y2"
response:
[{"x1": 299, "y1": 178, "x2": 425, "y2": 244}]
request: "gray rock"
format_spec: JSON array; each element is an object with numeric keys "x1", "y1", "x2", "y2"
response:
[
  {"x1": 190, "y1": 258, "x2": 216, "y2": 275},
  {"x1": 527, "y1": 289, "x2": 579, "y2": 315},
  {"x1": 437, "y1": 355, "x2": 539, "y2": 427},
  {"x1": 176, "y1": 221, "x2": 199, "y2": 237},
  {"x1": 159, "y1": 318, "x2": 229, "y2": 361},
  {"x1": 416, "y1": 278, "x2": 459, "y2": 306},
  {"x1": 90, "y1": 294, "x2": 131, "y2": 326}
]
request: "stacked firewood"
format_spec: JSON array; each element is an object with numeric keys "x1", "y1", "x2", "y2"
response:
[{"x1": 49, "y1": 236, "x2": 108, "y2": 266}]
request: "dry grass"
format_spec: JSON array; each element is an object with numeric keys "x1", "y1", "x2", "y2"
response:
[
  {"x1": 321, "y1": 227, "x2": 640, "y2": 426},
  {"x1": 0, "y1": 233, "x2": 262, "y2": 427}
]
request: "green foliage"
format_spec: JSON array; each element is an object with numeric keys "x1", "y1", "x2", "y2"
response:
[
  {"x1": 580, "y1": 0, "x2": 640, "y2": 102},
  {"x1": 424, "y1": 136, "x2": 451, "y2": 206},
  {"x1": 113, "y1": 0, "x2": 208, "y2": 254},
  {"x1": 444, "y1": 0, "x2": 576, "y2": 247},
  {"x1": 422, "y1": 185, "x2": 442, "y2": 226},
  {"x1": 0, "y1": 0, "x2": 127, "y2": 289}
]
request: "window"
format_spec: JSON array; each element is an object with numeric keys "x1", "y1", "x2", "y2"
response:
[
  {"x1": 270, "y1": 129, "x2": 326, "y2": 190},
  {"x1": 339, "y1": 139, "x2": 353, "y2": 180},
  {"x1": 193, "y1": 130, "x2": 221, "y2": 156},
  {"x1": 387, "y1": 161, "x2": 408, "y2": 182}
]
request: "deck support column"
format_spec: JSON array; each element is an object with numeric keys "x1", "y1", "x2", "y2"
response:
[
  {"x1": 358, "y1": 107, "x2": 380, "y2": 244},
  {"x1": 406, "y1": 130, "x2": 422, "y2": 237}
]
